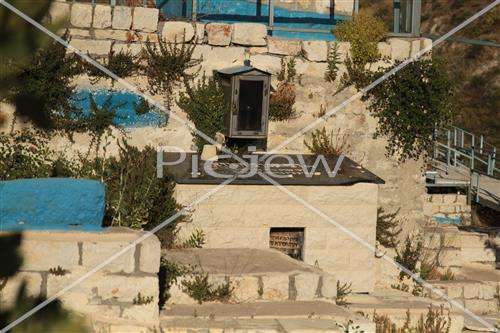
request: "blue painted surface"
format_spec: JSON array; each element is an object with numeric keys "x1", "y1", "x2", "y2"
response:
[
  {"x1": 432, "y1": 216, "x2": 462, "y2": 225},
  {"x1": 0, "y1": 179, "x2": 105, "y2": 231},
  {"x1": 157, "y1": 0, "x2": 349, "y2": 41},
  {"x1": 70, "y1": 89, "x2": 166, "y2": 128}
]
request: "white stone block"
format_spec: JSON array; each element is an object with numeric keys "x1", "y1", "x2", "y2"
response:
[
  {"x1": 49, "y1": 1, "x2": 70, "y2": 24},
  {"x1": 20, "y1": 239, "x2": 79, "y2": 271},
  {"x1": 69, "y1": 39, "x2": 112, "y2": 56},
  {"x1": 93, "y1": 5, "x2": 112, "y2": 29},
  {"x1": 249, "y1": 54, "x2": 282, "y2": 74},
  {"x1": 132, "y1": 7, "x2": 159, "y2": 32},
  {"x1": 139, "y1": 237, "x2": 161, "y2": 273},
  {"x1": 94, "y1": 29, "x2": 129, "y2": 41},
  {"x1": 70, "y1": 3, "x2": 92, "y2": 28},
  {"x1": 321, "y1": 275, "x2": 338, "y2": 299},
  {"x1": 377, "y1": 42, "x2": 392, "y2": 58},
  {"x1": 161, "y1": 21, "x2": 195, "y2": 43},
  {"x1": 112, "y1": 6, "x2": 132, "y2": 30},
  {"x1": 232, "y1": 23, "x2": 267, "y2": 46},
  {"x1": 301, "y1": 40, "x2": 328, "y2": 62},
  {"x1": 81, "y1": 241, "x2": 136, "y2": 273},
  {"x1": 0, "y1": 272, "x2": 42, "y2": 304},
  {"x1": 112, "y1": 43, "x2": 144, "y2": 56},
  {"x1": 194, "y1": 22, "x2": 205, "y2": 43},
  {"x1": 231, "y1": 276, "x2": 260, "y2": 302},
  {"x1": 388, "y1": 38, "x2": 410, "y2": 61},
  {"x1": 206, "y1": 23, "x2": 233, "y2": 46},
  {"x1": 261, "y1": 275, "x2": 289, "y2": 301},
  {"x1": 294, "y1": 273, "x2": 319, "y2": 301}
]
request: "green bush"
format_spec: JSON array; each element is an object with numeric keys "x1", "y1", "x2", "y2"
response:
[
  {"x1": 177, "y1": 74, "x2": 227, "y2": 151},
  {"x1": 376, "y1": 208, "x2": 402, "y2": 248},
  {"x1": 325, "y1": 42, "x2": 341, "y2": 82},
  {"x1": 304, "y1": 127, "x2": 350, "y2": 156},
  {"x1": 334, "y1": 11, "x2": 386, "y2": 67},
  {"x1": 395, "y1": 236, "x2": 422, "y2": 281},
  {"x1": 86, "y1": 49, "x2": 138, "y2": 84},
  {"x1": 181, "y1": 272, "x2": 233, "y2": 304},
  {"x1": 269, "y1": 82, "x2": 297, "y2": 121}
]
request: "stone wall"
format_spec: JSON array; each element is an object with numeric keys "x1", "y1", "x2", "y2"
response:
[
  {"x1": 423, "y1": 194, "x2": 471, "y2": 225},
  {"x1": 39, "y1": 1, "x2": 432, "y2": 234},
  {"x1": 174, "y1": 183, "x2": 378, "y2": 292},
  {"x1": 0, "y1": 228, "x2": 161, "y2": 332}
]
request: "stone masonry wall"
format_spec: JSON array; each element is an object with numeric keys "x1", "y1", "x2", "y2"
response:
[
  {"x1": 174, "y1": 183, "x2": 379, "y2": 293},
  {"x1": 423, "y1": 194, "x2": 472, "y2": 225},
  {"x1": 0, "y1": 228, "x2": 161, "y2": 332},
  {"x1": 40, "y1": 2, "x2": 431, "y2": 235}
]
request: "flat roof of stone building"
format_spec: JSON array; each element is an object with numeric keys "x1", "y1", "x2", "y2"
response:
[{"x1": 161, "y1": 152, "x2": 384, "y2": 186}]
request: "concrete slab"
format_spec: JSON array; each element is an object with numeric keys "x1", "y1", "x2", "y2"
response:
[{"x1": 162, "y1": 248, "x2": 322, "y2": 275}]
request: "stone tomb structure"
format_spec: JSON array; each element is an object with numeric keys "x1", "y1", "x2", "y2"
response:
[{"x1": 164, "y1": 153, "x2": 384, "y2": 292}]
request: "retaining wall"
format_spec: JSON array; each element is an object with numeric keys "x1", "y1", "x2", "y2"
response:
[{"x1": 0, "y1": 228, "x2": 161, "y2": 332}]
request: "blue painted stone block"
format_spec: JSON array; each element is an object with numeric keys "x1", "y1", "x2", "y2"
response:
[{"x1": 0, "y1": 178, "x2": 105, "y2": 231}]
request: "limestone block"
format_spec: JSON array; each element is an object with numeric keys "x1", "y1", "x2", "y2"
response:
[
  {"x1": 70, "y1": 3, "x2": 92, "y2": 28},
  {"x1": 231, "y1": 276, "x2": 260, "y2": 302},
  {"x1": 20, "y1": 239, "x2": 79, "y2": 271},
  {"x1": 132, "y1": 7, "x2": 159, "y2": 32},
  {"x1": 410, "y1": 39, "x2": 421, "y2": 57},
  {"x1": 112, "y1": 43, "x2": 143, "y2": 56},
  {"x1": 464, "y1": 299, "x2": 495, "y2": 314},
  {"x1": 334, "y1": 270, "x2": 374, "y2": 293},
  {"x1": 81, "y1": 242, "x2": 135, "y2": 273},
  {"x1": 161, "y1": 21, "x2": 195, "y2": 43},
  {"x1": 464, "y1": 283, "x2": 481, "y2": 299},
  {"x1": 456, "y1": 195, "x2": 467, "y2": 204},
  {"x1": 335, "y1": 0, "x2": 355, "y2": 15},
  {"x1": 423, "y1": 201, "x2": 436, "y2": 216},
  {"x1": 69, "y1": 39, "x2": 112, "y2": 56},
  {"x1": 69, "y1": 28, "x2": 91, "y2": 38},
  {"x1": 94, "y1": 29, "x2": 129, "y2": 41},
  {"x1": 444, "y1": 284, "x2": 463, "y2": 299},
  {"x1": 232, "y1": 23, "x2": 267, "y2": 46},
  {"x1": 461, "y1": 247, "x2": 496, "y2": 263},
  {"x1": 387, "y1": 38, "x2": 410, "y2": 61},
  {"x1": 336, "y1": 42, "x2": 351, "y2": 62},
  {"x1": 167, "y1": 281, "x2": 197, "y2": 305},
  {"x1": 440, "y1": 205, "x2": 457, "y2": 214},
  {"x1": 206, "y1": 23, "x2": 233, "y2": 46},
  {"x1": 431, "y1": 194, "x2": 443, "y2": 204},
  {"x1": 49, "y1": 1, "x2": 70, "y2": 24},
  {"x1": 109, "y1": 325, "x2": 152, "y2": 333},
  {"x1": 249, "y1": 47, "x2": 268, "y2": 54},
  {"x1": 261, "y1": 275, "x2": 289, "y2": 301},
  {"x1": 460, "y1": 233, "x2": 488, "y2": 248},
  {"x1": 321, "y1": 275, "x2": 338, "y2": 299},
  {"x1": 378, "y1": 42, "x2": 392, "y2": 58},
  {"x1": 0, "y1": 272, "x2": 42, "y2": 304},
  {"x1": 249, "y1": 54, "x2": 282, "y2": 74},
  {"x1": 121, "y1": 302, "x2": 158, "y2": 323},
  {"x1": 301, "y1": 40, "x2": 328, "y2": 62},
  {"x1": 443, "y1": 194, "x2": 457, "y2": 204},
  {"x1": 294, "y1": 273, "x2": 319, "y2": 301},
  {"x1": 349, "y1": 318, "x2": 376, "y2": 333},
  {"x1": 139, "y1": 237, "x2": 161, "y2": 273},
  {"x1": 481, "y1": 284, "x2": 496, "y2": 300},
  {"x1": 442, "y1": 232, "x2": 461, "y2": 248},
  {"x1": 438, "y1": 249, "x2": 462, "y2": 267},
  {"x1": 459, "y1": 205, "x2": 471, "y2": 213},
  {"x1": 93, "y1": 5, "x2": 112, "y2": 29},
  {"x1": 112, "y1": 6, "x2": 132, "y2": 30},
  {"x1": 195, "y1": 22, "x2": 205, "y2": 43},
  {"x1": 268, "y1": 38, "x2": 301, "y2": 56}
]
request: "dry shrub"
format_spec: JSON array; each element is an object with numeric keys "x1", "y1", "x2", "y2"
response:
[
  {"x1": 304, "y1": 127, "x2": 351, "y2": 156},
  {"x1": 269, "y1": 81, "x2": 297, "y2": 121}
]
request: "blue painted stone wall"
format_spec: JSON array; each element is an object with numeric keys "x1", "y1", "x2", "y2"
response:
[
  {"x1": 0, "y1": 179, "x2": 105, "y2": 231},
  {"x1": 157, "y1": 0, "x2": 349, "y2": 40},
  {"x1": 70, "y1": 89, "x2": 166, "y2": 128}
]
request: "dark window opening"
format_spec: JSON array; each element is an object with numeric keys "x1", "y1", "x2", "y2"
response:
[
  {"x1": 270, "y1": 227, "x2": 304, "y2": 260},
  {"x1": 238, "y1": 80, "x2": 263, "y2": 132}
]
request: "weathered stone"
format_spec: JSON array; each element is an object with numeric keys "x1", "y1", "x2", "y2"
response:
[
  {"x1": 438, "y1": 249, "x2": 461, "y2": 267},
  {"x1": 410, "y1": 39, "x2": 421, "y2": 57},
  {"x1": 195, "y1": 22, "x2": 205, "y2": 43},
  {"x1": 294, "y1": 273, "x2": 319, "y2": 301},
  {"x1": 109, "y1": 325, "x2": 153, "y2": 333},
  {"x1": 0, "y1": 272, "x2": 42, "y2": 303},
  {"x1": 93, "y1": 4, "x2": 112, "y2": 29},
  {"x1": 464, "y1": 283, "x2": 481, "y2": 299},
  {"x1": 301, "y1": 40, "x2": 328, "y2": 62},
  {"x1": 377, "y1": 42, "x2": 392, "y2": 58},
  {"x1": 268, "y1": 38, "x2": 301, "y2": 56},
  {"x1": 20, "y1": 239, "x2": 79, "y2": 271},
  {"x1": 464, "y1": 299, "x2": 495, "y2": 314},
  {"x1": 443, "y1": 194, "x2": 457, "y2": 204},
  {"x1": 249, "y1": 54, "x2": 282, "y2": 74},
  {"x1": 481, "y1": 284, "x2": 496, "y2": 300},
  {"x1": 49, "y1": 1, "x2": 70, "y2": 24},
  {"x1": 161, "y1": 21, "x2": 195, "y2": 43},
  {"x1": 167, "y1": 281, "x2": 197, "y2": 305},
  {"x1": 455, "y1": 195, "x2": 467, "y2": 204},
  {"x1": 132, "y1": 7, "x2": 159, "y2": 32},
  {"x1": 387, "y1": 38, "x2": 410, "y2": 61},
  {"x1": 440, "y1": 205, "x2": 456, "y2": 214},
  {"x1": 231, "y1": 276, "x2": 260, "y2": 302},
  {"x1": 112, "y1": 43, "x2": 143, "y2": 56},
  {"x1": 442, "y1": 232, "x2": 461, "y2": 248},
  {"x1": 69, "y1": 28, "x2": 91, "y2": 38},
  {"x1": 249, "y1": 47, "x2": 268, "y2": 54},
  {"x1": 232, "y1": 23, "x2": 267, "y2": 46},
  {"x1": 121, "y1": 303, "x2": 158, "y2": 323},
  {"x1": 70, "y1": 3, "x2": 92, "y2": 28},
  {"x1": 261, "y1": 275, "x2": 289, "y2": 301},
  {"x1": 81, "y1": 241, "x2": 135, "y2": 273},
  {"x1": 94, "y1": 29, "x2": 129, "y2": 41},
  {"x1": 206, "y1": 23, "x2": 233, "y2": 46},
  {"x1": 139, "y1": 237, "x2": 161, "y2": 273},
  {"x1": 431, "y1": 194, "x2": 443, "y2": 204},
  {"x1": 112, "y1": 6, "x2": 132, "y2": 30},
  {"x1": 460, "y1": 233, "x2": 488, "y2": 248},
  {"x1": 321, "y1": 275, "x2": 338, "y2": 299},
  {"x1": 69, "y1": 39, "x2": 112, "y2": 56},
  {"x1": 461, "y1": 247, "x2": 496, "y2": 263}
]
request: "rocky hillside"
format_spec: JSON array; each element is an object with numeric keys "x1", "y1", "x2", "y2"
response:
[{"x1": 362, "y1": 0, "x2": 499, "y2": 147}]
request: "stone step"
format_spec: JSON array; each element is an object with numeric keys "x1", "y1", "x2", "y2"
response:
[{"x1": 164, "y1": 248, "x2": 338, "y2": 305}]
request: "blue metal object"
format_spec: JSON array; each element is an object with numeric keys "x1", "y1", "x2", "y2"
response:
[
  {"x1": 70, "y1": 89, "x2": 166, "y2": 128},
  {"x1": 0, "y1": 178, "x2": 105, "y2": 231},
  {"x1": 432, "y1": 216, "x2": 461, "y2": 225}
]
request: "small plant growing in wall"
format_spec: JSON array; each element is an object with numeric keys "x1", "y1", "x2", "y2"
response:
[
  {"x1": 304, "y1": 127, "x2": 351, "y2": 156},
  {"x1": 132, "y1": 292, "x2": 154, "y2": 305},
  {"x1": 325, "y1": 42, "x2": 341, "y2": 83},
  {"x1": 335, "y1": 281, "x2": 352, "y2": 306},
  {"x1": 395, "y1": 236, "x2": 422, "y2": 281},
  {"x1": 179, "y1": 229, "x2": 206, "y2": 249},
  {"x1": 48, "y1": 266, "x2": 70, "y2": 276},
  {"x1": 181, "y1": 272, "x2": 234, "y2": 304},
  {"x1": 269, "y1": 58, "x2": 298, "y2": 121},
  {"x1": 376, "y1": 208, "x2": 402, "y2": 248},
  {"x1": 86, "y1": 48, "x2": 138, "y2": 85}
]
